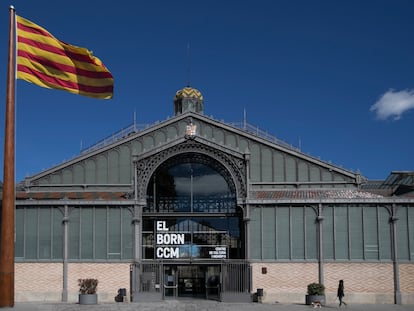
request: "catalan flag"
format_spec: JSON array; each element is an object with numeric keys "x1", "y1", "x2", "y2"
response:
[{"x1": 16, "y1": 15, "x2": 114, "y2": 99}]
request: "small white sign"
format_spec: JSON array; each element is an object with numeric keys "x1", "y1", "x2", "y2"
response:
[{"x1": 209, "y1": 246, "x2": 227, "y2": 259}]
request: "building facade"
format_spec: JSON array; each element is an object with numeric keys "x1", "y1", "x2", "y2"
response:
[{"x1": 3, "y1": 86, "x2": 414, "y2": 304}]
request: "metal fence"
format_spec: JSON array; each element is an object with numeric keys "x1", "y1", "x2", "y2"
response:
[{"x1": 130, "y1": 260, "x2": 251, "y2": 302}]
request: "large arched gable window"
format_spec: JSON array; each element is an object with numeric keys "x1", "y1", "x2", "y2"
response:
[
  {"x1": 146, "y1": 153, "x2": 237, "y2": 213},
  {"x1": 143, "y1": 153, "x2": 243, "y2": 260}
]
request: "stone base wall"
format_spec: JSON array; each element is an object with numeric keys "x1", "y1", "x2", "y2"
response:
[
  {"x1": 15, "y1": 262, "x2": 131, "y2": 303},
  {"x1": 15, "y1": 261, "x2": 414, "y2": 304},
  {"x1": 252, "y1": 262, "x2": 318, "y2": 304},
  {"x1": 15, "y1": 263, "x2": 63, "y2": 302},
  {"x1": 325, "y1": 262, "x2": 394, "y2": 304},
  {"x1": 252, "y1": 262, "x2": 316, "y2": 303},
  {"x1": 251, "y1": 262, "x2": 414, "y2": 305},
  {"x1": 400, "y1": 264, "x2": 414, "y2": 304}
]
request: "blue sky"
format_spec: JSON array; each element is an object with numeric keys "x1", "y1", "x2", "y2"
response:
[{"x1": 1, "y1": 0, "x2": 413, "y2": 182}]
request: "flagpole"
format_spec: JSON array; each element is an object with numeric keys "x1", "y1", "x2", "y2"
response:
[{"x1": 0, "y1": 5, "x2": 16, "y2": 307}]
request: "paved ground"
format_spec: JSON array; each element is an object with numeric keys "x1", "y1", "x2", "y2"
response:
[{"x1": 1, "y1": 301, "x2": 413, "y2": 311}]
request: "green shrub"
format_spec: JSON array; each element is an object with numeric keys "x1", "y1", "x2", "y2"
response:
[
  {"x1": 307, "y1": 283, "x2": 325, "y2": 295},
  {"x1": 78, "y1": 278, "x2": 98, "y2": 294}
]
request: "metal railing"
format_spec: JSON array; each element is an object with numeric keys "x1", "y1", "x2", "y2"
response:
[
  {"x1": 80, "y1": 122, "x2": 151, "y2": 154},
  {"x1": 228, "y1": 122, "x2": 299, "y2": 151},
  {"x1": 80, "y1": 117, "x2": 299, "y2": 155}
]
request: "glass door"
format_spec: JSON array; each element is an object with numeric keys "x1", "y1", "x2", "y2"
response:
[
  {"x1": 163, "y1": 266, "x2": 177, "y2": 298},
  {"x1": 177, "y1": 265, "x2": 206, "y2": 298},
  {"x1": 205, "y1": 265, "x2": 220, "y2": 300}
]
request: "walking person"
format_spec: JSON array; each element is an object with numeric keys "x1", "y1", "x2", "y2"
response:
[{"x1": 337, "y1": 279, "x2": 347, "y2": 307}]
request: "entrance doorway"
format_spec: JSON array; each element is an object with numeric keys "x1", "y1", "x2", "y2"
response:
[
  {"x1": 131, "y1": 260, "x2": 250, "y2": 302},
  {"x1": 163, "y1": 264, "x2": 220, "y2": 300}
]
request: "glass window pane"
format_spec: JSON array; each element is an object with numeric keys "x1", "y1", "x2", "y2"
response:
[
  {"x1": 335, "y1": 206, "x2": 349, "y2": 260},
  {"x1": 143, "y1": 246, "x2": 154, "y2": 259},
  {"x1": 263, "y1": 208, "x2": 276, "y2": 259},
  {"x1": 25, "y1": 208, "x2": 38, "y2": 259},
  {"x1": 69, "y1": 208, "x2": 80, "y2": 259},
  {"x1": 15, "y1": 208, "x2": 25, "y2": 258},
  {"x1": 81, "y1": 208, "x2": 93, "y2": 259},
  {"x1": 143, "y1": 218, "x2": 154, "y2": 231},
  {"x1": 291, "y1": 207, "x2": 304, "y2": 259},
  {"x1": 250, "y1": 209, "x2": 261, "y2": 259},
  {"x1": 378, "y1": 206, "x2": 391, "y2": 260},
  {"x1": 276, "y1": 207, "x2": 290, "y2": 259},
  {"x1": 323, "y1": 206, "x2": 334, "y2": 260},
  {"x1": 95, "y1": 207, "x2": 107, "y2": 259},
  {"x1": 349, "y1": 206, "x2": 363, "y2": 259},
  {"x1": 52, "y1": 208, "x2": 63, "y2": 259},
  {"x1": 108, "y1": 207, "x2": 121, "y2": 259},
  {"x1": 143, "y1": 233, "x2": 154, "y2": 246},
  {"x1": 122, "y1": 208, "x2": 133, "y2": 259},
  {"x1": 38, "y1": 208, "x2": 52, "y2": 259},
  {"x1": 397, "y1": 207, "x2": 409, "y2": 260},
  {"x1": 364, "y1": 207, "x2": 379, "y2": 260},
  {"x1": 305, "y1": 207, "x2": 317, "y2": 259}
]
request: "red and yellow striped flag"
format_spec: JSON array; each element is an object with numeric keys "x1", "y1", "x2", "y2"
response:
[{"x1": 16, "y1": 16, "x2": 114, "y2": 99}]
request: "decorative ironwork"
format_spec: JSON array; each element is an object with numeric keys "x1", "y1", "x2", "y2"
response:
[
  {"x1": 135, "y1": 140, "x2": 246, "y2": 202},
  {"x1": 145, "y1": 196, "x2": 237, "y2": 213}
]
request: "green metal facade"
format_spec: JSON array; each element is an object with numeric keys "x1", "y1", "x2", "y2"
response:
[
  {"x1": 12, "y1": 112, "x2": 413, "y2": 265},
  {"x1": 250, "y1": 204, "x2": 414, "y2": 261},
  {"x1": 15, "y1": 206, "x2": 134, "y2": 261},
  {"x1": 28, "y1": 114, "x2": 356, "y2": 190}
]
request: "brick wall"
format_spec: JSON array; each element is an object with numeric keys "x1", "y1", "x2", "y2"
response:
[
  {"x1": 15, "y1": 263, "x2": 63, "y2": 302},
  {"x1": 325, "y1": 262, "x2": 394, "y2": 304},
  {"x1": 400, "y1": 264, "x2": 414, "y2": 293},
  {"x1": 251, "y1": 262, "x2": 411, "y2": 304},
  {"x1": 400, "y1": 264, "x2": 414, "y2": 304},
  {"x1": 15, "y1": 262, "x2": 131, "y2": 302},
  {"x1": 68, "y1": 263, "x2": 131, "y2": 302},
  {"x1": 324, "y1": 262, "x2": 394, "y2": 293},
  {"x1": 252, "y1": 262, "x2": 318, "y2": 294},
  {"x1": 15, "y1": 262, "x2": 414, "y2": 304},
  {"x1": 252, "y1": 262, "x2": 318, "y2": 303}
]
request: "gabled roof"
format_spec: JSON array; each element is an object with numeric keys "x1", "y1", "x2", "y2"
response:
[{"x1": 22, "y1": 111, "x2": 358, "y2": 185}]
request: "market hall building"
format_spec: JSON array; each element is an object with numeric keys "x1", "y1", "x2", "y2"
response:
[{"x1": 3, "y1": 86, "x2": 413, "y2": 304}]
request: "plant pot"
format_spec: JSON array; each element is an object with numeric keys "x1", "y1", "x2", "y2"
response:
[
  {"x1": 306, "y1": 294, "x2": 325, "y2": 306},
  {"x1": 79, "y1": 293, "x2": 98, "y2": 305}
]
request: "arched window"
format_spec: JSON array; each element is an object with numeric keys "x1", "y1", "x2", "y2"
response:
[
  {"x1": 143, "y1": 153, "x2": 243, "y2": 260},
  {"x1": 146, "y1": 153, "x2": 237, "y2": 213}
]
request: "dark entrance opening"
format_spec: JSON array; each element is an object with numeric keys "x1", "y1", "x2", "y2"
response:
[
  {"x1": 163, "y1": 264, "x2": 220, "y2": 300},
  {"x1": 131, "y1": 260, "x2": 250, "y2": 302},
  {"x1": 177, "y1": 266, "x2": 206, "y2": 298}
]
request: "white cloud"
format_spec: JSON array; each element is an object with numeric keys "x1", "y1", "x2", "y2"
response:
[{"x1": 370, "y1": 89, "x2": 414, "y2": 120}]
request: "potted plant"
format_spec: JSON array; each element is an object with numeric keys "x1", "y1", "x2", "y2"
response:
[
  {"x1": 305, "y1": 282, "x2": 325, "y2": 306},
  {"x1": 78, "y1": 278, "x2": 98, "y2": 305}
]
